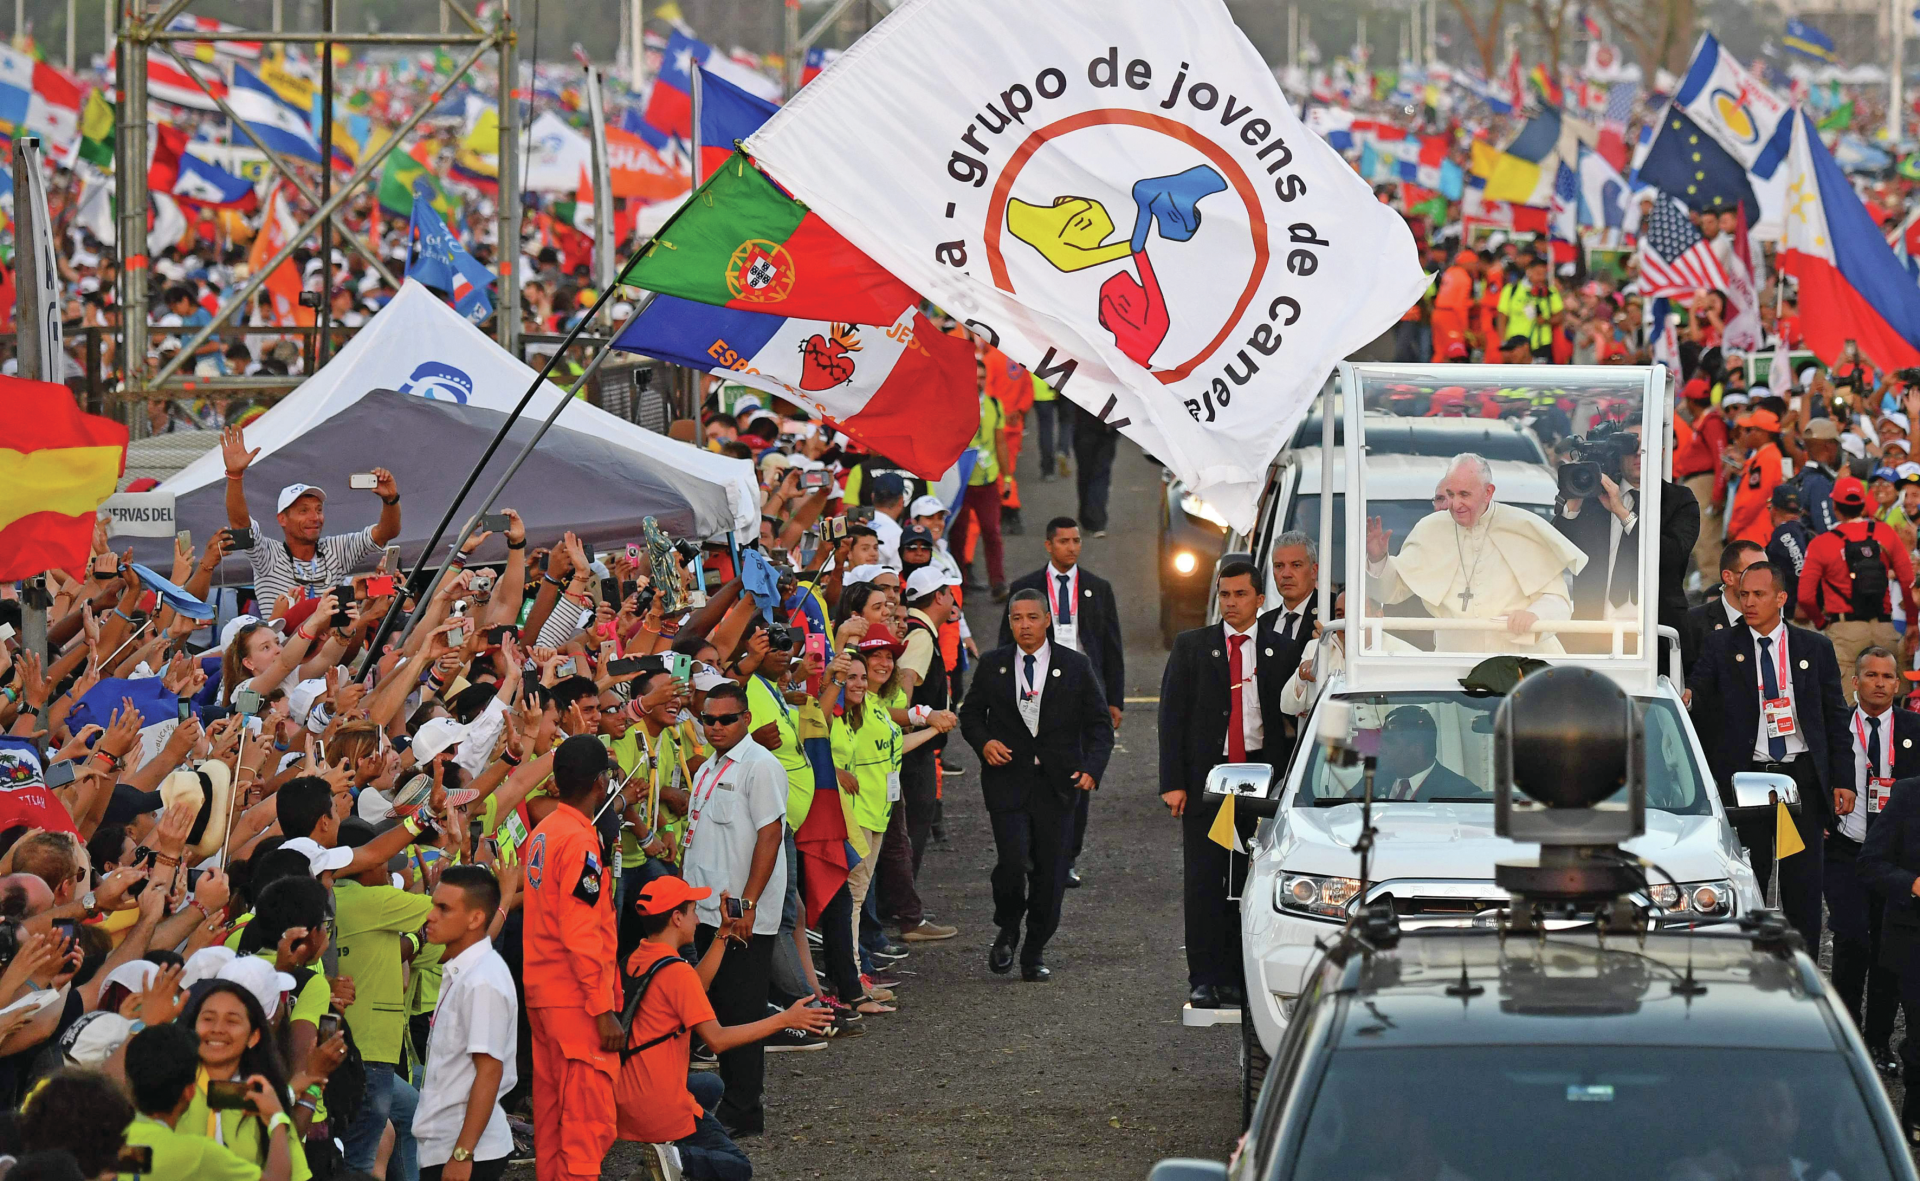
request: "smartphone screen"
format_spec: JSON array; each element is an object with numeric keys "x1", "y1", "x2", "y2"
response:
[
  {"x1": 725, "y1": 897, "x2": 744, "y2": 919},
  {"x1": 205, "y1": 1079, "x2": 251, "y2": 1111}
]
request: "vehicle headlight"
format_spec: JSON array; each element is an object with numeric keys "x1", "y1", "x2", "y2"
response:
[
  {"x1": 1179, "y1": 490, "x2": 1231, "y2": 529},
  {"x1": 1278, "y1": 872, "x2": 1364, "y2": 921},
  {"x1": 1647, "y1": 879, "x2": 1736, "y2": 918},
  {"x1": 1171, "y1": 550, "x2": 1198, "y2": 575}
]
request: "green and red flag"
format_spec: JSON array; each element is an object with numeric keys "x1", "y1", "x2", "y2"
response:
[
  {"x1": 620, "y1": 149, "x2": 916, "y2": 324},
  {"x1": 0, "y1": 377, "x2": 127, "y2": 581}
]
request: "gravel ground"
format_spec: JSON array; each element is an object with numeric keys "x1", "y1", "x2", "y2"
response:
[{"x1": 532, "y1": 433, "x2": 1244, "y2": 1181}]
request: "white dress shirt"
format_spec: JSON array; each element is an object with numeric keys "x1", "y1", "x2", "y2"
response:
[
  {"x1": 1843, "y1": 704, "x2": 1896, "y2": 842},
  {"x1": 1015, "y1": 640, "x2": 1050, "y2": 737},
  {"x1": 873, "y1": 511, "x2": 903, "y2": 568},
  {"x1": 680, "y1": 735, "x2": 789, "y2": 936},
  {"x1": 1749, "y1": 620, "x2": 1810, "y2": 762},
  {"x1": 1047, "y1": 564, "x2": 1081, "y2": 650},
  {"x1": 1390, "y1": 763, "x2": 1435, "y2": 800},
  {"x1": 1221, "y1": 620, "x2": 1264, "y2": 755},
  {"x1": 413, "y1": 937, "x2": 518, "y2": 1167},
  {"x1": 1274, "y1": 598, "x2": 1311, "y2": 646}
]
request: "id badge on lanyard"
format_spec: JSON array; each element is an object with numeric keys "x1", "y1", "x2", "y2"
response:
[
  {"x1": 1856, "y1": 714, "x2": 1896, "y2": 813},
  {"x1": 1761, "y1": 639, "x2": 1795, "y2": 739},
  {"x1": 682, "y1": 755, "x2": 733, "y2": 854}
]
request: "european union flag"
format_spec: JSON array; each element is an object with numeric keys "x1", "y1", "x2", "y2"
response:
[
  {"x1": 1636, "y1": 107, "x2": 1757, "y2": 223},
  {"x1": 405, "y1": 194, "x2": 495, "y2": 324}
]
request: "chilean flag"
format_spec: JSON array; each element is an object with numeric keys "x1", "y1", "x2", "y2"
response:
[
  {"x1": 800, "y1": 48, "x2": 837, "y2": 86},
  {"x1": 1778, "y1": 110, "x2": 1920, "y2": 371},
  {"x1": 696, "y1": 69, "x2": 778, "y2": 182},
  {"x1": 644, "y1": 29, "x2": 780, "y2": 139},
  {"x1": 613, "y1": 296, "x2": 979, "y2": 478}
]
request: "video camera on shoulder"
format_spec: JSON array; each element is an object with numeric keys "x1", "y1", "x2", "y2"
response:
[{"x1": 1557, "y1": 424, "x2": 1636, "y2": 500}]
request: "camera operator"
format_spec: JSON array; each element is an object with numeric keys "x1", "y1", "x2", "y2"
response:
[{"x1": 1554, "y1": 418, "x2": 1697, "y2": 652}]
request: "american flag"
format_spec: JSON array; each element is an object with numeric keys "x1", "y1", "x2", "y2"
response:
[
  {"x1": 1603, "y1": 83, "x2": 1635, "y2": 132},
  {"x1": 1637, "y1": 200, "x2": 1730, "y2": 297}
]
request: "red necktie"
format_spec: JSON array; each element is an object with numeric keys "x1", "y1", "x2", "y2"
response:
[{"x1": 1228, "y1": 634, "x2": 1248, "y2": 761}]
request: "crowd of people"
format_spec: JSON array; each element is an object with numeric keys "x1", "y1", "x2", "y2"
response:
[{"x1": 0, "y1": 324, "x2": 1137, "y2": 1181}]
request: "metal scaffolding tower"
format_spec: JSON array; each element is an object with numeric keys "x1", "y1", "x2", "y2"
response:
[{"x1": 111, "y1": 0, "x2": 522, "y2": 404}]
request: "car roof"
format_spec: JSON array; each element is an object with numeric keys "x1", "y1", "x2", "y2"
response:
[
  {"x1": 1322, "y1": 931, "x2": 1839, "y2": 1052},
  {"x1": 1285, "y1": 452, "x2": 1560, "y2": 504},
  {"x1": 1290, "y1": 412, "x2": 1548, "y2": 463}
]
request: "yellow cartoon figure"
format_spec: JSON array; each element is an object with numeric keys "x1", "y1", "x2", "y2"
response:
[{"x1": 1005, "y1": 196, "x2": 1135, "y2": 272}]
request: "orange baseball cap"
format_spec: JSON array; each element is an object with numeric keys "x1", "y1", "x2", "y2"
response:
[
  {"x1": 1737, "y1": 408, "x2": 1782, "y2": 432},
  {"x1": 635, "y1": 876, "x2": 712, "y2": 915}
]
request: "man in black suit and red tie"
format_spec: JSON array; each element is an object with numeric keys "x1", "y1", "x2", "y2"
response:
[
  {"x1": 1828, "y1": 645, "x2": 1920, "y2": 1074},
  {"x1": 961, "y1": 589, "x2": 1115, "y2": 982},
  {"x1": 1687, "y1": 560, "x2": 1852, "y2": 949},
  {"x1": 999, "y1": 516, "x2": 1125, "y2": 888},
  {"x1": 1158, "y1": 560, "x2": 1291, "y2": 1009}
]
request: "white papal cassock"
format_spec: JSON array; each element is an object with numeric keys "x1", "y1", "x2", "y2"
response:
[{"x1": 1366, "y1": 502, "x2": 1589, "y2": 654}]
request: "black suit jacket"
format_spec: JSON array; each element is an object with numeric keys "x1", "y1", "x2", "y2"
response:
[
  {"x1": 1686, "y1": 621, "x2": 1851, "y2": 823},
  {"x1": 1839, "y1": 706, "x2": 1920, "y2": 834},
  {"x1": 958, "y1": 643, "x2": 1114, "y2": 814},
  {"x1": 1158, "y1": 619, "x2": 1293, "y2": 798},
  {"x1": 998, "y1": 565, "x2": 1125, "y2": 712},
  {"x1": 1659, "y1": 480, "x2": 1701, "y2": 639},
  {"x1": 1555, "y1": 498, "x2": 1642, "y2": 620},
  {"x1": 1256, "y1": 599, "x2": 1320, "y2": 690},
  {"x1": 1681, "y1": 594, "x2": 1742, "y2": 678},
  {"x1": 1855, "y1": 774, "x2": 1920, "y2": 971}
]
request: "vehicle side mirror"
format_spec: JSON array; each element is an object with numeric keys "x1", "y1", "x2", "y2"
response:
[
  {"x1": 1205, "y1": 762, "x2": 1281, "y2": 818},
  {"x1": 1730, "y1": 770, "x2": 1798, "y2": 810},
  {"x1": 1149, "y1": 1161, "x2": 1229, "y2": 1181}
]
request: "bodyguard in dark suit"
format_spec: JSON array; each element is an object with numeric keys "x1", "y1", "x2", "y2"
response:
[
  {"x1": 1255, "y1": 531, "x2": 1321, "y2": 767},
  {"x1": 1687, "y1": 560, "x2": 1851, "y2": 950},
  {"x1": 1825, "y1": 645, "x2": 1920, "y2": 1072},
  {"x1": 1158, "y1": 560, "x2": 1292, "y2": 1009},
  {"x1": 998, "y1": 517, "x2": 1124, "y2": 884},
  {"x1": 1682, "y1": 539, "x2": 1765, "y2": 674},
  {"x1": 961, "y1": 589, "x2": 1114, "y2": 982},
  {"x1": 1854, "y1": 770, "x2": 1920, "y2": 1130}
]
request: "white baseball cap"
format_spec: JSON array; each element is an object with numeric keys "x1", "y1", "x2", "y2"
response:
[
  {"x1": 909, "y1": 495, "x2": 948, "y2": 519},
  {"x1": 180, "y1": 946, "x2": 236, "y2": 988},
  {"x1": 219, "y1": 613, "x2": 286, "y2": 651},
  {"x1": 905, "y1": 566, "x2": 962, "y2": 600},
  {"x1": 282, "y1": 836, "x2": 354, "y2": 875},
  {"x1": 60, "y1": 1011, "x2": 136, "y2": 1067},
  {"x1": 411, "y1": 716, "x2": 471, "y2": 762},
  {"x1": 277, "y1": 483, "x2": 327, "y2": 514},
  {"x1": 286, "y1": 678, "x2": 329, "y2": 727},
  {"x1": 845, "y1": 564, "x2": 888, "y2": 586},
  {"x1": 217, "y1": 955, "x2": 298, "y2": 1020}
]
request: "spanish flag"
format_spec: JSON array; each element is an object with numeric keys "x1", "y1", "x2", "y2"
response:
[{"x1": 0, "y1": 378, "x2": 127, "y2": 581}]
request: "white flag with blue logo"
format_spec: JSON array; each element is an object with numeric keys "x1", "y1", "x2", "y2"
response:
[
  {"x1": 230, "y1": 63, "x2": 321, "y2": 164},
  {"x1": 1674, "y1": 33, "x2": 1793, "y2": 180}
]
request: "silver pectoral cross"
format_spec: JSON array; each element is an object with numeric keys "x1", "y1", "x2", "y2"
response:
[{"x1": 1458, "y1": 585, "x2": 1474, "y2": 611}]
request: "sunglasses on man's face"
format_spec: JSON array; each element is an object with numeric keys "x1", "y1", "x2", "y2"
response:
[{"x1": 700, "y1": 711, "x2": 746, "y2": 727}]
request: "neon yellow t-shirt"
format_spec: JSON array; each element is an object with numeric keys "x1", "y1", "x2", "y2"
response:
[
  {"x1": 747, "y1": 674, "x2": 813, "y2": 828},
  {"x1": 830, "y1": 705, "x2": 901, "y2": 835}
]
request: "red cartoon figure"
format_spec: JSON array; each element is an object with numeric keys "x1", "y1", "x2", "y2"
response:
[
  {"x1": 798, "y1": 324, "x2": 861, "y2": 390},
  {"x1": 1098, "y1": 253, "x2": 1169, "y2": 368}
]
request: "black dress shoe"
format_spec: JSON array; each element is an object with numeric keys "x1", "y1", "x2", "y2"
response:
[
  {"x1": 1216, "y1": 983, "x2": 1247, "y2": 1007},
  {"x1": 1021, "y1": 963, "x2": 1052, "y2": 982},
  {"x1": 1875, "y1": 1048, "x2": 1903, "y2": 1079},
  {"x1": 1189, "y1": 984, "x2": 1221, "y2": 1008},
  {"x1": 989, "y1": 929, "x2": 1018, "y2": 974},
  {"x1": 1065, "y1": 865, "x2": 1083, "y2": 888}
]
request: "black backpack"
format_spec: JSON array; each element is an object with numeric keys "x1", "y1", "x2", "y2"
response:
[
  {"x1": 1839, "y1": 522, "x2": 1891, "y2": 618},
  {"x1": 617, "y1": 952, "x2": 694, "y2": 1062}
]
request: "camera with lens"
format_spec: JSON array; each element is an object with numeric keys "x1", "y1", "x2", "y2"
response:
[
  {"x1": 764, "y1": 622, "x2": 794, "y2": 651},
  {"x1": 297, "y1": 290, "x2": 323, "y2": 310},
  {"x1": 1557, "y1": 425, "x2": 1636, "y2": 501}
]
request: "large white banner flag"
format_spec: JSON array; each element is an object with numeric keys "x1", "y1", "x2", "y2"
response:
[{"x1": 746, "y1": 0, "x2": 1426, "y2": 531}]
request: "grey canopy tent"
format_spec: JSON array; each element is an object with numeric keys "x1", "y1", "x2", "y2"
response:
[{"x1": 127, "y1": 388, "x2": 734, "y2": 581}]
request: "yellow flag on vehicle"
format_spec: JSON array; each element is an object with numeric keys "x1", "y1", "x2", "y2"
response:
[
  {"x1": 1776, "y1": 798, "x2": 1806, "y2": 858},
  {"x1": 1208, "y1": 794, "x2": 1240, "y2": 852}
]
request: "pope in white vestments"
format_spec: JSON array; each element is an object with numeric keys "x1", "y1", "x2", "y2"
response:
[{"x1": 1365, "y1": 454, "x2": 1589, "y2": 654}]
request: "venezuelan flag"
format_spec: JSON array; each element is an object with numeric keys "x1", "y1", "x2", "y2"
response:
[{"x1": 0, "y1": 378, "x2": 127, "y2": 581}]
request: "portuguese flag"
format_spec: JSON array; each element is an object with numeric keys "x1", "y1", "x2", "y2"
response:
[
  {"x1": 621, "y1": 149, "x2": 915, "y2": 324},
  {"x1": 0, "y1": 378, "x2": 127, "y2": 581}
]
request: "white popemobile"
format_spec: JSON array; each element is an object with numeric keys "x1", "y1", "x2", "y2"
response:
[{"x1": 1188, "y1": 363, "x2": 1768, "y2": 1120}]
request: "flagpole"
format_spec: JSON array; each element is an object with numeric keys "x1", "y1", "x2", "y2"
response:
[
  {"x1": 690, "y1": 58, "x2": 703, "y2": 187},
  {"x1": 1892, "y1": 0, "x2": 1906, "y2": 146},
  {"x1": 586, "y1": 66, "x2": 615, "y2": 292},
  {"x1": 358, "y1": 282, "x2": 653, "y2": 674},
  {"x1": 317, "y1": 0, "x2": 336, "y2": 367}
]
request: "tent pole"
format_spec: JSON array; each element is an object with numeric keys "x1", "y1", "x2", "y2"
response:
[{"x1": 358, "y1": 287, "x2": 652, "y2": 674}]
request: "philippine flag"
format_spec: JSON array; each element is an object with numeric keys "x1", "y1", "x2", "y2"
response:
[
  {"x1": 614, "y1": 296, "x2": 979, "y2": 478},
  {"x1": 230, "y1": 64, "x2": 322, "y2": 164},
  {"x1": 1778, "y1": 110, "x2": 1920, "y2": 371},
  {"x1": 644, "y1": 30, "x2": 780, "y2": 138}
]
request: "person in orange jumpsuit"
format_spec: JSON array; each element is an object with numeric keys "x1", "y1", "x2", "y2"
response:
[
  {"x1": 1430, "y1": 251, "x2": 1479, "y2": 361},
  {"x1": 1727, "y1": 408, "x2": 1786, "y2": 547},
  {"x1": 522, "y1": 735, "x2": 622, "y2": 1181}
]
